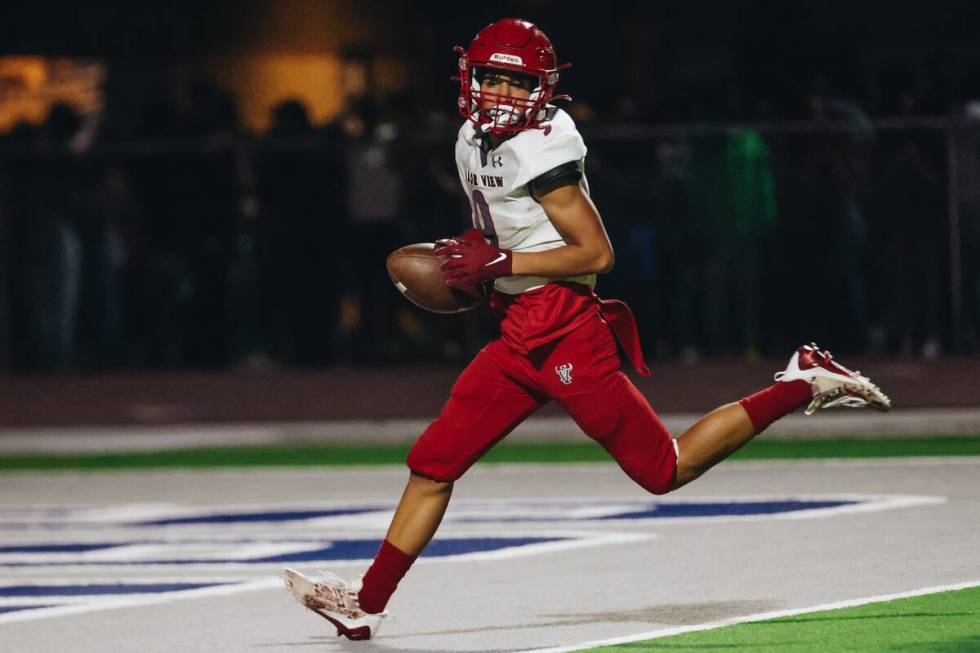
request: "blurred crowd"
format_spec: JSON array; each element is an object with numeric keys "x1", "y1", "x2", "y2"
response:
[{"x1": 1, "y1": 73, "x2": 980, "y2": 374}]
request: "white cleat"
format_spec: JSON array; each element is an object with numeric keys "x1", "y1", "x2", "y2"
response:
[
  {"x1": 775, "y1": 342, "x2": 892, "y2": 415},
  {"x1": 281, "y1": 568, "x2": 386, "y2": 641}
]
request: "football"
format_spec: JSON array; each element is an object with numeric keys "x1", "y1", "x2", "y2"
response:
[{"x1": 386, "y1": 243, "x2": 487, "y2": 314}]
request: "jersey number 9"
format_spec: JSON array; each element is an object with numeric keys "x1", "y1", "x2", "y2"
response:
[{"x1": 471, "y1": 190, "x2": 499, "y2": 246}]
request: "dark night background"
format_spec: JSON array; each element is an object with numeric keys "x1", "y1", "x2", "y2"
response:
[
  {"x1": 4, "y1": 2, "x2": 980, "y2": 121},
  {"x1": 1, "y1": 0, "x2": 978, "y2": 375}
]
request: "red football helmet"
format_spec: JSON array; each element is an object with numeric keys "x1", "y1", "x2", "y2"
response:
[{"x1": 454, "y1": 18, "x2": 571, "y2": 135}]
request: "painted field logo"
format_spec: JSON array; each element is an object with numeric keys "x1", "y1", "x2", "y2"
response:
[
  {"x1": 0, "y1": 496, "x2": 943, "y2": 534},
  {"x1": 0, "y1": 536, "x2": 581, "y2": 568},
  {"x1": 0, "y1": 495, "x2": 943, "y2": 623}
]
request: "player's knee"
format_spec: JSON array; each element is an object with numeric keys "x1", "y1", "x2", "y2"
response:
[
  {"x1": 406, "y1": 430, "x2": 460, "y2": 484},
  {"x1": 613, "y1": 438, "x2": 678, "y2": 496},
  {"x1": 638, "y1": 475, "x2": 675, "y2": 496},
  {"x1": 405, "y1": 454, "x2": 459, "y2": 485},
  {"x1": 622, "y1": 464, "x2": 675, "y2": 496},
  {"x1": 408, "y1": 470, "x2": 454, "y2": 493},
  {"x1": 671, "y1": 457, "x2": 709, "y2": 490}
]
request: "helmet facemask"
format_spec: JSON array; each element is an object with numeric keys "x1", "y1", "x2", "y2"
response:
[{"x1": 468, "y1": 67, "x2": 546, "y2": 134}]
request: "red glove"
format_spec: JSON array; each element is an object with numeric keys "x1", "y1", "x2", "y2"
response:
[
  {"x1": 434, "y1": 228, "x2": 513, "y2": 287},
  {"x1": 435, "y1": 228, "x2": 486, "y2": 248}
]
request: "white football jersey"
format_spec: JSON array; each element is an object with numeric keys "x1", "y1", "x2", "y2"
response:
[{"x1": 454, "y1": 107, "x2": 595, "y2": 295}]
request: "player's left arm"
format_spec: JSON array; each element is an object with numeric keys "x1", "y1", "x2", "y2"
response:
[
  {"x1": 437, "y1": 158, "x2": 615, "y2": 287},
  {"x1": 510, "y1": 180, "x2": 615, "y2": 277}
]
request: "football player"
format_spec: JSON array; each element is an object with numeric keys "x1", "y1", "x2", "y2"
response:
[{"x1": 282, "y1": 18, "x2": 891, "y2": 640}]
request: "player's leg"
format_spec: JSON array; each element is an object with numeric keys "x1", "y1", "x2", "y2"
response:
[
  {"x1": 546, "y1": 314, "x2": 679, "y2": 494},
  {"x1": 284, "y1": 485, "x2": 456, "y2": 640},
  {"x1": 561, "y1": 370, "x2": 679, "y2": 494},
  {"x1": 672, "y1": 401, "x2": 772, "y2": 488},
  {"x1": 549, "y1": 318, "x2": 890, "y2": 494},
  {"x1": 284, "y1": 340, "x2": 546, "y2": 638},
  {"x1": 674, "y1": 342, "x2": 892, "y2": 487},
  {"x1": 360, "y1": 341, "x2": 545, "y2": 611},
  {"x1": 350, "y1": 473, "x2": 452, "y2": 619},
  {"x1": 558, "y1": 362, "x2": 761, "y2": 492},
  {"x1": 671, "y1": 373, "x2": 815, "y2": 487},
  {"x1": 382, "y1": 472, "x2": 454, "y2": 557}
]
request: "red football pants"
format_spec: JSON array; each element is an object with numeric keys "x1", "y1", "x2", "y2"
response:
[{"x1": 407, "y1": 313, "x2": 678, "y2": 494}]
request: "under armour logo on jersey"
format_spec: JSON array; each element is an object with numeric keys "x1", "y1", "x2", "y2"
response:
[
  {"x1": 555, "y1": 363, "x2": 573, "y2": 385},
  {"x1": 491, "y1": 155, "x2": 503, "y2": 167}
]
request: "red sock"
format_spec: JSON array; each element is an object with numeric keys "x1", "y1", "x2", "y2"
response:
[
  {"x1": 357, "y1": 539, "x2": 417, "y2": 614},
  {"x1": 738, "y1": 380, "x2": 812, "y2": 433}
]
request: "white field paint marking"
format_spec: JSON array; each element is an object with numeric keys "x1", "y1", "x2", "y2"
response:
[
  {"x1": 0, "y1": 577, "x2": 252, "y2": 607},
  {"x1": 413, "y1": 531, "x2": 653, "y2": 565},
  {"x1": 32, "y1": 541, "x2": 322, "y2": 564},
  {"x1": 0, "y1": 577, "x2": 281, "y2": 625},
  {"x1": 0, "y1": 596, "x2": 95, "y2": 606},
  {"x1": 442, "y1": 493, "x2": 945, "y2": 521},
  {"x1": 1, "y1": 494, "x2": 944, "y2": 534},
  {"x1": 379, "y1": 494, "x2": 943, "y2": 530},
  {"x1": 0, "y1": 502, "x2": 396, "y2": 531},
  {"x1": 523, "y1": 579, "x2": 980, "y2": 653},
  {"x1": 0, "y1": 531, "x2": 653, "y2": 572},
  {"x1": 0, "y1": 531, "x2": 655, "y2": 625},
  {"x1": 0, "y1": 504, "x2": 182, "y2": 530},
  {"x1": 566, "y1": 494, "x2": 947, "y2": 528}
]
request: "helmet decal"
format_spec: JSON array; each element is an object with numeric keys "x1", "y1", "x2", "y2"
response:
[{"x1": 489, "y1": 53, "x2": 524, "y2": 66}]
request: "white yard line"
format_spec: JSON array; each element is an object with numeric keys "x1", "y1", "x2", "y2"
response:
[{"x1": 522, "y1": 579, "x2": 980, "y2": 653}]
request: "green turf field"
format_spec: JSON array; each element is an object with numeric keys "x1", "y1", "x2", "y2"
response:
[
  {"x1": 0, "y1": 436, "x2": 978, "y2": 470},
  {"x1": 581, "y1": 585, "x2": 980, "y2": 652}
]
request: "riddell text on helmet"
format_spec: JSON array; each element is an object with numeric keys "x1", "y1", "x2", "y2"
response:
[{"x1": 490, "y1": 52, "x2": 524, "y2": 65}]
